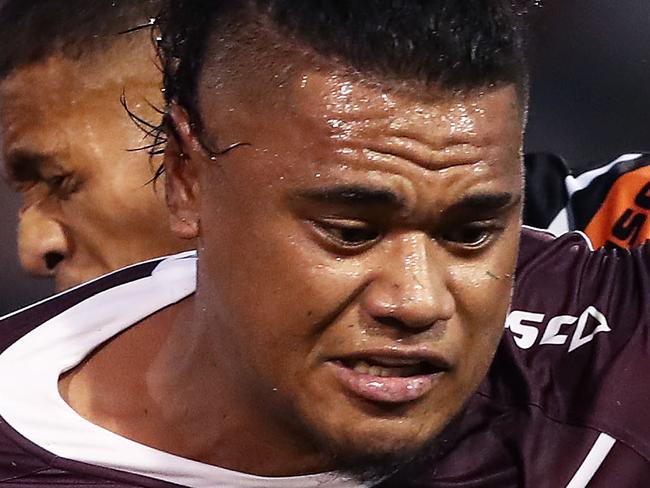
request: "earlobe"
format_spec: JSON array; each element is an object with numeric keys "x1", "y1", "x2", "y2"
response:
[
  {"x1": 164, "y1": 103, "x2": 201, "y2": 240},
  {"x1": 170, "y1": 213, "x2": 200, "y2": 240}
]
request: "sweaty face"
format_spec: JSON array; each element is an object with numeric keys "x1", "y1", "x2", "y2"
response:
[
  {"x1": 176, "y1": 65, "x2": 523, "y2": 470},
  {"x1": 0, "y1": 39, "x2": 193, "y2": 291}
]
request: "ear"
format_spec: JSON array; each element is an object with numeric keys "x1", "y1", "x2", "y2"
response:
[{"x1": 164, "y1": 103, "x2": 202, "y2": 240}]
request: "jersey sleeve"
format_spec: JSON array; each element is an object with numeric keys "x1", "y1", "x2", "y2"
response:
[
  {"x1": 523, "y1": 152, "x2": 571, "y2": 229},
  {"x1": 496, "y1": 227, "x2": 650, "y2": 459},
  {"x1": 524, "y1": 152, "x2": 650, "y2": 248}
]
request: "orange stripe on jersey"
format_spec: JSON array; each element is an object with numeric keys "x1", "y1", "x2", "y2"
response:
[{"x1": 584, "y1": 166, "x2": 650, "y2": 249}]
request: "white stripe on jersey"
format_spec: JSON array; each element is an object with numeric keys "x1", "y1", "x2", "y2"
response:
[
  {"x1": 565, "y1": 433, "x2": 616, "y2": 488},
  {"x1": 565, "y1": 153, "x2": 643, "y2": 198}
]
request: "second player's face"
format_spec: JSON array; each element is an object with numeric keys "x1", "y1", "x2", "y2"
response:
[
  {"x1": 175, "y1": 62, "x2": 525, "y2": 468},
  {"x1": 0, "y1": 39, "x2": 193, "y2": 291}
]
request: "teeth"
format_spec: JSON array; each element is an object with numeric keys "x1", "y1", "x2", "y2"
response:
[
  {"x1": 352, "y1": 361, "x2": 370, "y2": 374},
  {"x1": 368, "y1": 366, "x2": 382, "y2": 377},
  {"x1": 349, "y1": 360, "x2": 424, "y2": 377},
  {"x1": 367, "y1": 356, "x2": 421, "y2": 367}
]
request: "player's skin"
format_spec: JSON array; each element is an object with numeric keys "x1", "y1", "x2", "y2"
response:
[
  {"x1": 0, "y1": 34, "x2": 193, "y2": 291},
  {"x1": 59, "y1": 29, "x2": 524, "y2": 476}
]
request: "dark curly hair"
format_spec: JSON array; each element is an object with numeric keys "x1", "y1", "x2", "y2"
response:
[
  {"x1": 156, "y1": 0, "x2": 533, "y2": 143},
  {"x1": 0, "y1": 0, "x2": 162, "y2": 78}
]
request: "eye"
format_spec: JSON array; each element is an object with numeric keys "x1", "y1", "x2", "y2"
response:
[
  {"x1": 45, "y1": 173, "x2": 79, "y2": 199},
  {"x1": 311, "y1": 218, "x2": 381, "y2": 250},
  {"x1": 441, "y1": 223, "x2": 500, "y2": 249}
]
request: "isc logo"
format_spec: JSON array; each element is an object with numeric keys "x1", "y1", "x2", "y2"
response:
[{"x1": 505, "y1": 306, "x2": 610, "y2": 352}]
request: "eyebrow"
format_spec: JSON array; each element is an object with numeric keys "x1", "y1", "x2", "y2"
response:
[
  {"x1": 2, "y1": 150, "x2": 48, "y2": 183},
  {"x1": 295, "y1": 185, "x2": 520, "y2": 220},
  {"x1": 296, "y1": 185, "x2": 405, "y2": 207},
  {"x1": 446, "y1": 192, "x2": 521, "y2": 213}
]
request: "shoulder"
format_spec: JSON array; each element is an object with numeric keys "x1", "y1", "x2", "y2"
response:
[
  {"x1": 516, "y1": 226, "x2": 650, "y2": 316},
  {"x1": 485, "y1": 228, "x2": 650, "y2": 459},
  {"x1": 518, "y1": 225, "x2": 592, "y2": 264},
  {"x1": 524, "y1": 152, "x2": 650, "y2": 242},
  {"x1": 0, "y1": 253, "x2": 195, "y2": 487},
  {"x1": 512, "y1": 225, "x2": 650, "y2": 358}
]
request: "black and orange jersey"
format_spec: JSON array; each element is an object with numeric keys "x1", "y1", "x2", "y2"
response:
[{"x1": 524, "y1": 152, "x2": 650, "y2": 249}]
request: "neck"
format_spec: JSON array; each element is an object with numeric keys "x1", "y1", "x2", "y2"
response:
[{"x1": 58, "y1": 295, "x2": 332, "y2": 476}]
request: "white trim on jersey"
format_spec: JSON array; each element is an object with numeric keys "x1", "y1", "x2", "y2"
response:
[
  {"x1": 533, "y1": 153, "x2": 644, "y2": 237},
  {"x1": 0, "y1": 250, "x2": 197, "y2": 322},
  {"x1": 547, "y1": 207, "x2": 571, "y2": 236},
  {"x1": 564, "y1": 153, "x2": 642, "y2": 198},
  {"x1": 565, "y1": 433, "x2": 616, "y2": 488},
  {"x1": 521, "y1": 224, "x2": 595, "y2": 251},
  {"x1": 0, "y1": 252, "x2": 365, "y2": 488}
]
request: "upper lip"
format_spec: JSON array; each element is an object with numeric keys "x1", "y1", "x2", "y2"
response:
[{"x1": 330, "y1": 348, "x2": 453, "y2": 371}]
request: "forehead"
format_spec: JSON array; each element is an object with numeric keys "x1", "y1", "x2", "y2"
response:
[
  {"x1": 0, "y1": 36, "x2": 156, "y2": 121},
  {"x1": 0, "y1": 56, "x2": 101, "y2": 141},
  {"x1": 0, "y1": 37, "x2": 160, "y2": 177},
  {"x1": 0, "y1": 56, "x2": 91, "y2": 179},
  {"x1": 295, "y1": 71, "x2": 523, "y2": 166},
  {"x1": 198, "y1": 59, "x2": 523, "y2": 169},
  {"x1": 196, "y1": 24, "x2": 523, "y2": 158},
  {"x1": 196, "y1": 63, "x2": 523, "y2": 216}
]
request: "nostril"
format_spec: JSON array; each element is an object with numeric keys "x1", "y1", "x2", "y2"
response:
[
  {"x1": 44, "y1": 252, "x2": 65, "y2": 271},
  {"x1": 375, "y1": 315, "x2": 406, "y2": 329}
]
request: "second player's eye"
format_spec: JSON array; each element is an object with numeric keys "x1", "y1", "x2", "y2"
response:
[
  {"x1": 45, "y1": 173, "x2": 79, "y2": 199},
  {"x1": 312, "y1": 218, "x2": 381, "y2": 250},
  {"x1": 441, "y1": 223, "x2": 499, "y2": 249}
]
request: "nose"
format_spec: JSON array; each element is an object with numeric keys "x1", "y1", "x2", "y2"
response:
[
  {"x1": 362, "y1": 233, "x2": 455, "y2": 331},
  {"x1": 17, "y1": 204, "x2": 69, "y2": 277}
]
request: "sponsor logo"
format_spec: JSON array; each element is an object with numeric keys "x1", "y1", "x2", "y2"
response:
[
  {"x1": 505, "y1": 306, "x2": 610, "y2": 352},
  {"x1": 605, "y1": 180, "x2": 650, "y2": 249},
  {"x1": 583, "y1": 166, "x2": 650, "y2": 249}
]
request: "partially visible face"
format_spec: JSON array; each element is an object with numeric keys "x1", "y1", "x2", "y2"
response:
[
  {"x1": 0, "y1": 36, "x2": 193, "y2": 291},
  {"x1": 172, "y1": 52, "x2": 524, "y2": 468}
]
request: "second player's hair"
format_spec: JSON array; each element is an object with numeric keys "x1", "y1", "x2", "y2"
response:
[{"x1": 0, "y1": 0, "x2": 162, "y2": 78}]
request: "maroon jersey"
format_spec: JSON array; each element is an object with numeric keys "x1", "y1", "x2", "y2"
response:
[
  {"x1": 385, "y1": 227, "x2": 650, "y2": 487},
  {"x1": 1, "y1": 229, "x2": 649, "y2": 487}
]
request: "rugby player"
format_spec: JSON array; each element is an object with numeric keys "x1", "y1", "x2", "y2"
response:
[
  {"x1": 1, "y1": 1, "x2": 649, "y2": 487},
  {"x1": 0, "y1": 0, "x2": 193, "y2": 292}
]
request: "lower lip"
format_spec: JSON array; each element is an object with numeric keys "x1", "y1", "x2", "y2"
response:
[{"x1": 328, "y1": 361, "x2": 440, "y2": 404}]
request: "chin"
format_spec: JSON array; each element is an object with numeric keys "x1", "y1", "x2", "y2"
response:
[
  {"x1": 327, "y1": 427, "x2": 444, "y2": 484},
  {"x1": 304, "y1": 407, "x2": 445, "y2": 481},
  {"x1": 292, "y1": 374, "x2": 464, "y2": 479},
  {"x1": 328, "y1": 405, "x2": 470, "y2": 484}
]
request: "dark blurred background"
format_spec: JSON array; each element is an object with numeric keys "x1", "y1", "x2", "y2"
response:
[
  {"x1": 1, "y1": 0, "x2": 650, "y2": 315},
  {"x1": 526, "y1": 0, "x2": 650, "y2": 168}
]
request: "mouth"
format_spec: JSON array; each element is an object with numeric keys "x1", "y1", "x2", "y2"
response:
[{"x1": 327, "y1": 353, "x2": 451, "y2": 404}]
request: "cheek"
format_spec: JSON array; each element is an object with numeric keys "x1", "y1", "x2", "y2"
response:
[
  {"x1": 70, "y1": 176, "x2": 166, "y2": 227},
  {"x1": 198, "y1": 212, "x2": 369, "y2": 361},
  {"x1": 448, "y1": 238, "x2": 518, "y2": 371},
  {"x1": 451, "y1": 264, "x2": 511, "y2": 334}
]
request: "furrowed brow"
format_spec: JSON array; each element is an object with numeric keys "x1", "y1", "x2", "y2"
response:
[{"x1": 297, "y1": 185, "x2": 405, "y2": 208}]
